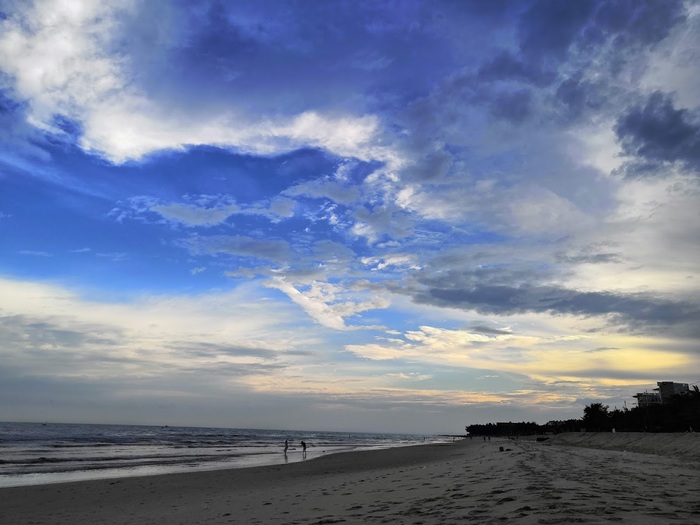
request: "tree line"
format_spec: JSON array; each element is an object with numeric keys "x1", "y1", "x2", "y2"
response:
[{"x1": 466, "y1": 386, "x2": 700, "y2": 436}]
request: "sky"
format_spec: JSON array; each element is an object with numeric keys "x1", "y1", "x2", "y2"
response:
[{"x1": 0, "y1": 0, "x2": 699, "y2": 435}]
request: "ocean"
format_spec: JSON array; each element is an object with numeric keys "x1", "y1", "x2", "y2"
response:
[{"x1": 0, "y1": 422, "x2": 446, "y2": 488}]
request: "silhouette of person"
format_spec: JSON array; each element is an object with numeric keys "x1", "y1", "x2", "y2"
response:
[
  {"x1": 284, "y1": 439, "x2": 289, "y2": 454},
  {"x1": 301, "y1": 440, "x2": 307, "y2": 456}
]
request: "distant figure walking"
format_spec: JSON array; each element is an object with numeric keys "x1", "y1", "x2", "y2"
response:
[
  {"x1": 284, "y1": 439, "x2": 289, "y2": 454},
  {"x1": 301, "y1": 440, "x2": 307, "y2": 455}
]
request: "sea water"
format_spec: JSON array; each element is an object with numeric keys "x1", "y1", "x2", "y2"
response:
[{"x1": 0, "y1": 422, "x2": 445, "y2": 487}]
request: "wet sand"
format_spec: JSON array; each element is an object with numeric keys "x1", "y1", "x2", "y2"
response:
[{"x1": 1, "y1": 434, "x2": 699, "y2": 524}]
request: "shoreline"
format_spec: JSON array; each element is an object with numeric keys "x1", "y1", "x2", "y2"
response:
[
  {"x1": 0, "y1": 440, "x2": 451, "y2": 490},
  {"x1": 0, "y1": 421, "x2": 451, "y2": 489},
  {"x1": 0, "y1": 422, "x2": 446, "y2": 488},
  {"x1": 0, "y1": 443, "x2": 365, "y2": 489},
  {"x1": 2, "y1": 434, "x2": 700, "y2": 524}
]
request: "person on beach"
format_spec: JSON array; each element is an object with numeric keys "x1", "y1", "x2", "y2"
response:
[
  {"x1": 284, "y1": 439, "x2": 289, "y2": 454},
  {"x1": 301, "y1": 440, "x2": 307, "y2": 456}
]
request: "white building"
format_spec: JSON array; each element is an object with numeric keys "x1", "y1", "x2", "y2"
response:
[
  {"x1": 656, "y1": 381, "x2": 690, "y2": 403},
  {"x1": 634, "y1": 381, "x2": 690, "y2": 408},
  {"x1": 633, "y1": 391, "x2": 661, "y2": 408}
]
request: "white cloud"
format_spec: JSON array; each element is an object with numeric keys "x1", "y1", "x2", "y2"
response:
[
  {"x1": 0, "y1": 0, "x2": 130, "y2": 130},
  {"x1": 566, "y1": 122, "x2": 625, "y2": 175},
  {"x1": 561, "y1": 175, "x2": 700, "y2": 295},
  {"x1": 396, "y1": 180, "x2": 593, "y2": 238},
  {"x1": 267, "y1": 197, "x2": 296, "y2": 219},
  {"x1": 268, "y1": 278, "x2": 389, "y2": 331},
  {"x1": 0, "y1": 276, "x2": 318, "y2": 381},
  {"x1": 361, "y1": 254, "x2": 420, "y2": 271},
  {"x1": 507, "y1": 185, "x2": 593, "y2": 235},
  {"x1": 0, "y1": 1, "x2": 387, "y2": 164},
  {"x1": 350, "y1": 221, "x2": 380, "y2": 245},
  {"x1": 641, "y1": 5, "x2": 700, "y2": 108},
  {"x1": 82, "y1": 108, "x2": 384, "y2": 164}
]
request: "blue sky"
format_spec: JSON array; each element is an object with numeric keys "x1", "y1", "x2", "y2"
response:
[{"x1": 1, "y1": 0, "x2": 699, "y2": 434}]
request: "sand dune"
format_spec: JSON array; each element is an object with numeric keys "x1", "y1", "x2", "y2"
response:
[
  {"x1": 2, "y1": 436, "x2": 699, "y2": 524},
  {"x1": 548, "y1": 431, "x2": 700, "y2": 459}
]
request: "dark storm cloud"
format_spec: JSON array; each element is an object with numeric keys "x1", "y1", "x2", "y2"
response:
[
  {"x1": 477, "y1": 51, "x2": 556, "y2": 87},
  {"x1": 489, "y1": 89, "x2": 533, "y2": 124},
  {"x1": 446, "y1": 0, "x2": 687, "y2": 130},
  {"x1": 615, "y1": 92, "x2": 700, "y2": 175},
  {"x1": 403, "y1": 150, "x2": 454, "y2": 181},
  {"x1": 589, "y1": 0, "x2": 687, "y2": 47},
  {"x1": 555, "y1": 75, "x2": 606, "y2": 121},
  {"x1": 518, "y1": 0, "x2": 686, "y2": 63},
  {"x1": 389, "y1": 92, "x2": 465, "y2": 182},
  {"x1": 472, "y1": 0, "x2": 688, "y2": 126},
  {"x1": 454, "y1": 0, "x2": 519, "y2": 18},
  {"x1": 518, "y1": 0, "x2": 597, "y2": 62},
  {"x1": 408, "y1": 278, "x2": 699, "y2": 334},
  {"x1": 117, "y1": 0, "x2": 451, "y2": 119}
]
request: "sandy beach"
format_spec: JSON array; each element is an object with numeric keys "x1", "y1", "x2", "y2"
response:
[{"x1": 1, "y1": 433, "x2": 699, "y2": 525}]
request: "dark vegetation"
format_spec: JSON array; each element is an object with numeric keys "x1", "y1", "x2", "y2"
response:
[{"x1": 466, "y1": 386, "x2": 700, "y2": 436}]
